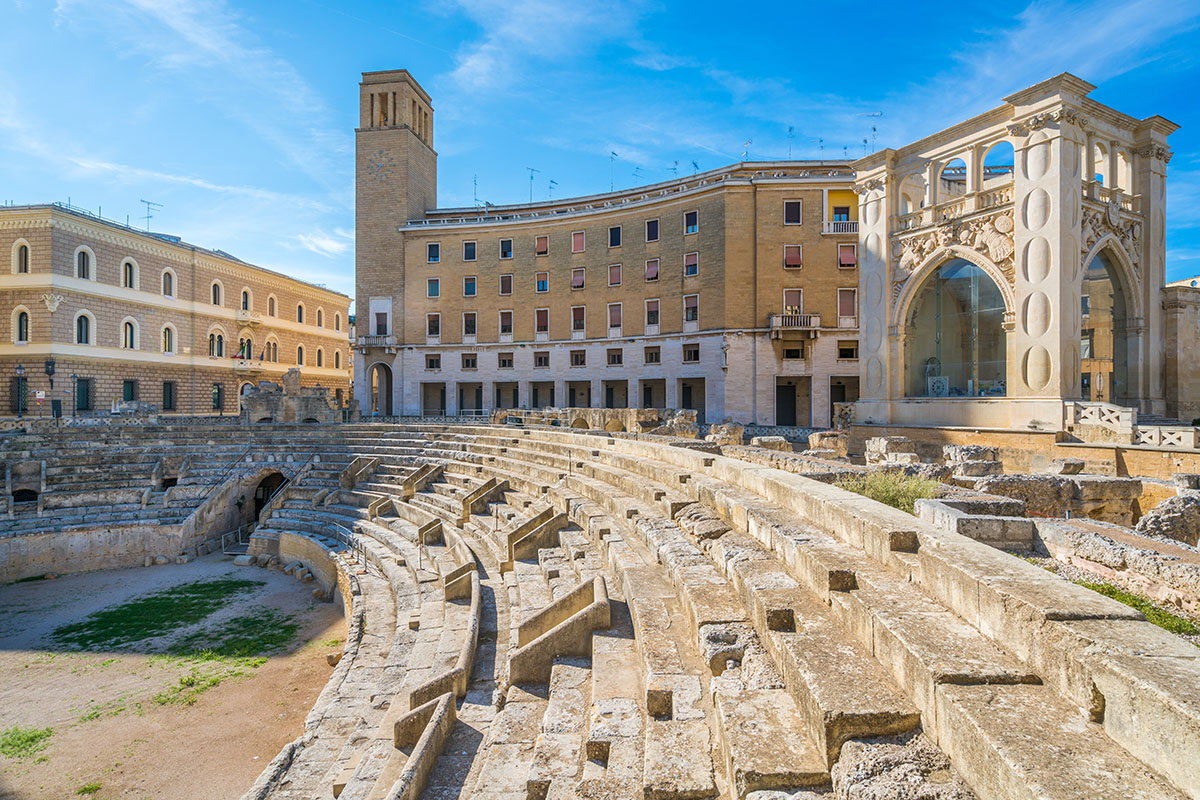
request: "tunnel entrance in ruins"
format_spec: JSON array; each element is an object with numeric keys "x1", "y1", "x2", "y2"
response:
[{"x1": 253, "y1": 471, "x2": 287, "y2": 517}]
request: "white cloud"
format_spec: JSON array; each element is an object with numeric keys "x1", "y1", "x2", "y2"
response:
[{"x1": 293, "y1": 228, "x2": 354, "y2": 258}]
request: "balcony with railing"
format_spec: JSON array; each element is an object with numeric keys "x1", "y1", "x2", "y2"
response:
[
  {"x1": 357, "y1": 334, "x2": 397, "y2": 349},
  {"x1": 822, "y1": 220, "x2": 859, "y2": 234},
  {"x1": 236, "y1": 309, "x2": 262, "y2": 325},
  {"x1": 769, "y1": 313, "x2": 821, "y2": 338}
]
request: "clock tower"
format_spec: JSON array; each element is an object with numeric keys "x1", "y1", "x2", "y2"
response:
[{"x1": 355, "y1": 69, "x2": 436, "y2": 414}]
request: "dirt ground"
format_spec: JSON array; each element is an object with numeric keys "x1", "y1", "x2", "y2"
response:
[{"x1": 0, "y1": 553, "x2": 346, "y2": 800}]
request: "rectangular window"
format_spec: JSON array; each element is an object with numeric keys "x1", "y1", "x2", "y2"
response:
[
  {"x1": 74, "y1": 378, "x2": 93, "y2": 411},
  {"x1": 572, "y1": 305, "x2": 586, "y2": 331},
  {"x1": 211, "y1": 382, "x2": 224, "y2": 411},
  {"x1": 572, "y1": 231, "x2": 586, "y2": 253},
  {"x1": 832, "y1": 206, "x2": 851, "y2": 222},
  {"x1": 427, "y1": 313, "x2": 440, "y2": 336},
  {"x1": 784, "y1": 244, "x2": 803, "y2": 269},
  {"x1": 838, "y1": 243, "x2": 858, "y2": 268},
  {"x1": 463, "y1": 241, "x2": 477, "y2": 261},
  {"x1": 426, "y1": 354, "x2": 441, "y2": 370},
  {"x1": 784, "y1": 200, "x2": 802, "y2": 224},
  {"x1": 536, "y1": 272, "x2": 549, "y2": 293},
  {"x1": 684, "y1": 210, "x2": 698, "y2": 235},
  {"x1": 682, "y1": 344, "x2": 700, "y2": 363},
  {"x1": 571, "y1": 268, "x2": 586, "y2": 289},
  {"x1": 427, "y1": 242, "x2": 440, "y2": 263},
  {"x1": 609, "y1": 226, "x2": 622, "y2": 248},
  {"x1": 784, "y1": 289, "x2": 802, "y2": 313},
  {"x1": 535, "y1": 308, "x2": 549, "y2": 333},
  {"x1": 498, "y1": 352, "x2": 514, "y2": 369},
  {"x1": 535, "y1": 235, "x2": 549, "y2": 256},
  {"x1": 122, "y1": 379, "x2": 137, "y2": 402},
  {"x1": 684, "y1": 294, "x2": 698, "y2": 322},
  {"x1": 571, "y1": 350, "x2": 586, "y2": 367},
  {"x1": 607, "y1": 349, "x2": 623, "y2": 366},
  {"x1": 1081, "y1": 330, "x2": 1094, "y2": 359},
  {"x1": 427, "y1": 278, "x2": 440, "y2": 298},
  {"x1": 162, "y1": 381, "x2": 176, "y2": 411},
  {"x1": 462, "y1": 353, "x2": 477, "y2": 370},
  {"x1": 838, "y1": 340, "x2": 859, "y2": 359},
  {"x1": 500, "y1": 274, "x2": 513, "y2": 295},
  {"x1": 838, "y1": 287, "x2": 858, "y2": 319},
  {"x1": 500, "y1": 238, "x2": 513, "y2": 259},
  {"x1": 608, "y1": 303, "x2": 622, "y2": 329},
  {"x1": 646, "y1": 218, "x2": 659, "y2": 242},
  {"x1": 534, "y1": 351, "x2": 550, "y2": 368},
  {"x1": 463, "y1": 312, "x2": 477, "y2": 336},
  {"x1": 463, "y1": 276, "x2": 477, "y2": 296},
  {"x1": 645, "y1": 299, "x2": 659, "y2": 326},
  {"x1": 608, "y1": 264, "x2": 622, "y2": 286},
  {"x1": 784, "y1": 346, "x2": 804, "y2": 360},
  {"x1": 645, "y1": 258, "x2": 660, "y2": 281},
  {"x1": 1081, "y1": 296, "x2": 1091, "y2": 315},
  {"x1": 684, "y1": 252, "x2": 699, "y2": 276},
  {"x1": 644, "y1": 346, "x2": 661, "y2": 365},
  {"x1": 499, "y1": 310, "x2": 513, "y2": 334},
  {"x1": 375, "y1": 312, "x2": 389, "y2": 336}
]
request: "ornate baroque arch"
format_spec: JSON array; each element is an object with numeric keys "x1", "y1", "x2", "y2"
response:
[
  {"x1": 891, "y1": 243, "x2": 1016, "y2": 329},
  {"x1": 1080, "y1": 233, "x2": 1143, "y2": 320}
]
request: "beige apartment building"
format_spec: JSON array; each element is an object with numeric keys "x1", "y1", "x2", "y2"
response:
[
  {"x1": 0, "y1": 203, "x2": 351, "y2": 416},
  {"x1": 354, "y1": 70, "x2": 862, "y2": 426}
]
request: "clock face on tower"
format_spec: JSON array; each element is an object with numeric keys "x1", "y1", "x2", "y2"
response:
[{"x1": 368, "y1": 149, "x2": 395, "y2": 183}]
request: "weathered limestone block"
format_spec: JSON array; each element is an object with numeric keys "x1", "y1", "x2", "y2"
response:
[
  {"x1": 705, "y1": 421, "x2": 745, "y2": 446},
  {"x1": 234, "y1": 554, "x2": 254, "y2": 566},
  {"x1": 879, "y1": 463, "x2": 953, "y2": 483},
  {"x1": 153, "y1": 554, "x2": 170, "y2": 565},
  {"x1": 647, "y1": 409, "x2": 699, "y2": 439},
  {"x1": 942, "y1": 445, "x2": 999, "y2": 464},
  {"x1": 1174, "y1": 473, "x2": 1200, "y2": 491},
  {"x1": 832, "y1": 731, "x2": 977, "y2": 800},
  {"x1": 865, "y1": 436, "x2": 915, "y2": 455},
  {"x1": 1136, "y1": 492, "x2": 1200, "y2": 546},
  {"x1": 801, "y1": 448, "x2": 841, "y2": 460},
  {"x1": 1047, "y1": 458, "x2": 1085, "y2": 475},
  {"x1": 953, "y1": 460, "x2": 1003, "y2": 478},
  {"x1": 751, "y1": 435, "x2": 793, "y2": 451},
  {"x1": 809, "y1": 431, "x2": 849, "y2": 457},
  {"x1": 975, "y1": 475, "x2": 1074, "y2": 518}
]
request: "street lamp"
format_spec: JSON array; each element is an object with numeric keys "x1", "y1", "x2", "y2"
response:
[
  {"x1": 70, "y1": 374, "x2": 78, "y2": 418},
  {"x1": 15, "y1": 363, "x2": 24, "y2": 419}
]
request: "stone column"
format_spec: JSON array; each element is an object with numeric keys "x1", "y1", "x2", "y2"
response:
[
  {"x1": 854, "y1": 162, "x2": 893, "y2": 419},
  {"x1": 1133, "y1": 127, "x2": 1174, "y2": 414}
]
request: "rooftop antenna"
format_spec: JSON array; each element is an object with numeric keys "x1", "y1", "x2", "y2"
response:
[
  {"x1": 631, "y1": 166, "x2": 644, "y2": 184},
  {"x1": 473, "y1": 174, "x2": 479, "y2": 207},
  {"x1": 863, "y1": 138, "x2": 869, "y2": 156},
  {"x1": 609, "y1": 152, "x2": 619, "y2": 192},
  {"x1": 742, "y1": 139, "x2": 752, "y2": 160},
  {"x1": 526, "y1": 166, "x2": 540, "y2": 203},
  {"x1": 815, "y1": 138, "x2": 824, "y2": 157},
  {"x1": 691, "y1": 160, "x2": 699, "y2": 175},
  {"x1": 670, "y1": 161, "x2": 678, "y2": 178},
  {"x1": 843, "y1": 145, "x2": 849, "y2": 158},
  {"x1": 788, "y1": 126, "x2": 795, "y2": 159},
  {"x1": 872, "y1": 125, "x2": 878, "y2": 151},
  {"x1": 140, "y1": 199, "x2": 162, "y2": 231},
  {"x1": 549, "y1": 179, "x2": 558, "y2": 199}
]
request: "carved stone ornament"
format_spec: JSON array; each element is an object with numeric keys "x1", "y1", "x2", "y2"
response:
[
  {"x1": 41, "y1": 293, "x2": 63, "y2": 313},
  {"x1": 1005, "y1": 108, "x2": 1089, "y2": 137},
  {"x1": 892, "y1": 211, "x2": 1015, "y2": 298},
  {"x1": 1134, "y1": 144, "x2": 1173, "y2": 164},
  {"x1": 852, "y1": 177, "x2": 885, "y2": 195},
  {"x1": 1080, "y1": 203, "x2": 1142, "y2": 267}
]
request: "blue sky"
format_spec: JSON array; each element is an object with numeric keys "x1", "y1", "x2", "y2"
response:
[{"x1": 3, "y1": 0, "x2": 1200, "y2": 304}]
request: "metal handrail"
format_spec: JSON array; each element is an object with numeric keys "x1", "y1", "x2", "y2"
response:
[
  {"x1": 221, "y1": 523, "x2": 254, "y2": 554},
  {"x1": 202, "y1": 442, "x2": 253, "y2": 503},
  {"x1": 257, "y1": 446, "x2": 319, "y2": 524}
]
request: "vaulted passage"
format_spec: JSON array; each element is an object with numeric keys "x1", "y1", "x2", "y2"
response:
[{"x1": 1081, "y1": 250, "x2": 1131, "y2": 404}]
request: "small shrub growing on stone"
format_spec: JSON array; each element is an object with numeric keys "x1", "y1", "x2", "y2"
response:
[{"x1": 835, "y1": 472, "x2": 940, "y2": 515}]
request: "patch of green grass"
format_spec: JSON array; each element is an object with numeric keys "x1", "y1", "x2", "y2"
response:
[
  {"x1": 0, "y1": 725, "x2": 53, "y2": 759},
  {"x1": 835, "y1": 471, "x2": 940, "y2": 515},
  {"x1": 76, "y1": 782, "x2": 102, "y2": 795},
  {"x1": 49, "y1": 576, "x2": 265, "y2": 650},
  {"x1": 1076, "y1": 581, "x2": 1200, "y2": 638}
]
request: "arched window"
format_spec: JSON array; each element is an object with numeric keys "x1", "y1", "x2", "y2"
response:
[
  {"x1": 75, "y1": 313, "x2": 91, "y2": 345},
  {"x1": 211, "y1": 282, "x2": 223, "y2": 306},
  {"x1": 122, "y1": 319, "x2": 137, "y2": 349},
  {"x1": 316, "y1": 348, "x2": 324, "y2": 367},
  {"x1": 334, "y1": 313, "x2": 341, "y2": 331},
  {"x1": 271, "y1": 341, "x2": 278, "y2": 362},
  {"x1": 14, "y1": 308, "x2": 29, "y2": 344},
  {"x1": 208, "y1": 332, "x2": 225, "y2": 357},
  {"x1": 162, "y1": 270, "x2": 175, "y2": 297},
  {"x1": 14, "y1": 242, "x2": 29, "y2": 274},
  {"x1": 241, "y1": 289, "x2": 250, "y2": 311},
  {"x1": 316, "y1": 309, "x2": 324, "y2": 328},
  {"x1": 905, "y1": 259, "x2": 1007, "y2": 398},
  {"x1": 297, "y1": 345, "x2": 305, "y2": 366},
  {"x1": 76, "y1": 249, "x2": 91, "y2": 279},
  {"x1": 122, "y1": 260, "x2": 137, "y2": 289},
  {"x1": 296, "y1": 304, "x2": 305, "y2": 324},
  {"x1": 939, "y1": 158, "x2": 967, "y2": 198},
  {"x1": 334, "y1": 350, "x2": 341, "y2": 369},
  {"x1": 982, "y1": 141, "x2": 1015, "y2": 180},
  {"x1": 237, "y1": 337, "x2": 253, "y2": 359},
  {"x1": 268, "y1": 296, "x2": 277, "y2": 316},
  {"x1": 162, "y1": 325, "x2": 176, "y2": 354}
]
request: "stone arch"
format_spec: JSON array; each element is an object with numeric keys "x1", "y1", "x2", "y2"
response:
[
  {"x1": 570, "y1": 417, "x2": 589, "y2": 429},
  {"x1": 982, "y1": 140, "x2": 1015, "y2": 179},
  {"x1": 1081, "y1": 234, "x2": 1142, "y2": 320},
  {"x1": 73, "y1": 309, "x2": 96, "y2": 345},
  {"x1": 240, "y1": 287, "x2": 253, "y2": 311},
  {"x1": 121, "y1": 257, "x2": 139, "y2": 290},
  {"x1": 1079, "y1": 239, "x2": 1141, "y2": 406},
  {"x1": 603, "y1": 419, "x2": 625, "y2": 432},
  {"x1": 161, "y1": 267, "x2": 177, "y2": 297},
  {"x1": 211, "y1": 279, "x2": 225, "y2": 307},
  {"x1": 892, "y1": 244, "x2": 1015, "y2": 329},
  {"x1": 11, "y1": 238, "x2": 31, "y2": 274},
  {"x1": 73, "y1": 245, "x2": 97, "y2": 281},
  {"x1": 368, "y1": 361, "x2": 393, "y2": 416},
  {"x1": 251, "y1": 470, "x2": 287, "y2": 517},
  {"x1": 120, "y1": 316, "x2": 140, "y2": 350},
  {"x1": 11, "y1": 304, "x2": 31, "y2": 344}
]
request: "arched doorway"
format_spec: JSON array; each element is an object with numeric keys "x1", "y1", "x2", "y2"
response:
[
  {"x1": 369, "y1": 362, "x2": 393, "y2": 416},
  {"x1": 904, "y1": 258, "x2": 1008, "y2": 398},
  {"x1": 253, "y1": 471, "x2": 286, "y2": 517},
  {"x1": 1080, "y1": 250, "x2": 1131, "y2": 405}
]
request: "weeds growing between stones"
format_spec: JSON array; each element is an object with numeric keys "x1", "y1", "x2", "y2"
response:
[{"x1": 835, "y1": 472, "x2": 940, "y2": 515}]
